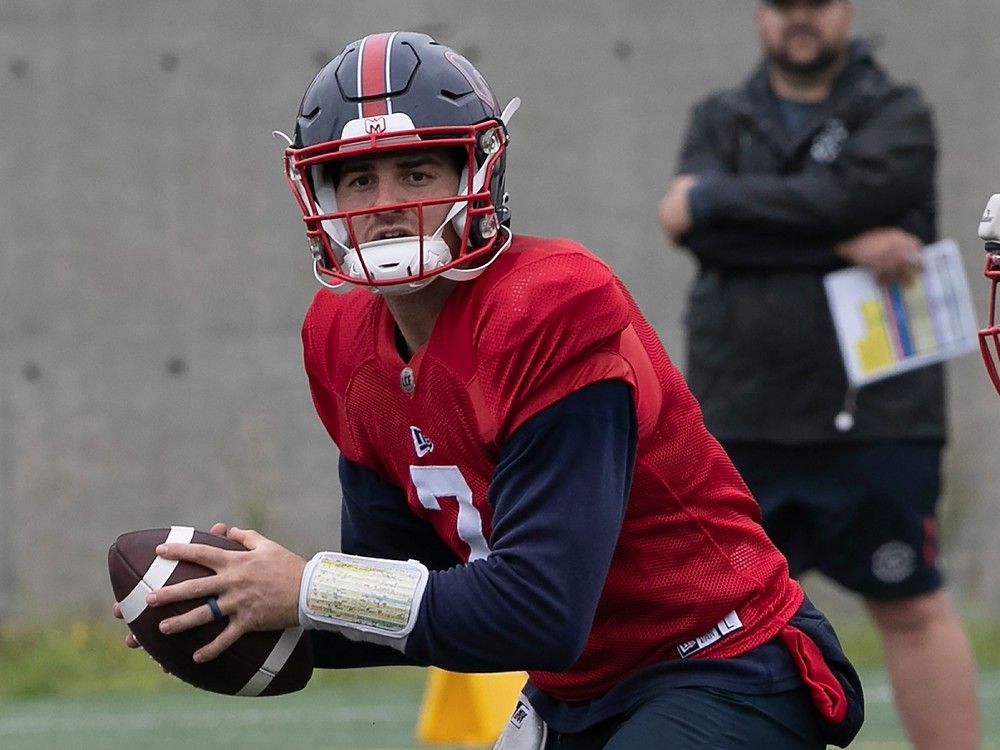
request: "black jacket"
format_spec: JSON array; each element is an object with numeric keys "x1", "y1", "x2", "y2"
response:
[{"x1": 677, "y1": 41, "x2": 945, "y2": 444}]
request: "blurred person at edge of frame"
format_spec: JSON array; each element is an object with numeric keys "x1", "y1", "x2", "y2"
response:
[{"x1": 978, "y1": 193, "x2": 1000, "y2": 395}]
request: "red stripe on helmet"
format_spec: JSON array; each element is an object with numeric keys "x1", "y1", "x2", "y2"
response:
[{"x1": 359, "y1": 32, "x2": 391, "y2": 118}]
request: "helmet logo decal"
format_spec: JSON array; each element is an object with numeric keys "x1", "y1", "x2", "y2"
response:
[
  {"x1": 357, "y1": 31, "x2": 396, "y2": 119},
  {"x1": 444, "y1": 50, "x2": 494, "y2": 108},
  {"x1": 364, "y1": 117, "x2": 387, "y2": 134}
]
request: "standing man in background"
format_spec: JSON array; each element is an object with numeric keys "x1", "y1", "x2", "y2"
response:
[{"x1": 659, "y1": 1, "x2": 979, "y2": 748}]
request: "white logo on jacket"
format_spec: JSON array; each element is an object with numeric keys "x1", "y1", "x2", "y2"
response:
[{"x1": 811, "y1": 119, "x2": 848, "y2": 163}]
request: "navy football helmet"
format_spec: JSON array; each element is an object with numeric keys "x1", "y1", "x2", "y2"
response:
[
  {"x1": 279, "y1": 32, "x2": 519, "y2": 294},
  {"x1": 979, "y1": 194, "x2": 1000, "y2": 395}
]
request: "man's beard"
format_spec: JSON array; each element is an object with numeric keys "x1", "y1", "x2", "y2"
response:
[{"x1": 768, "y1": 41, "x2": 844, "y2": 78}]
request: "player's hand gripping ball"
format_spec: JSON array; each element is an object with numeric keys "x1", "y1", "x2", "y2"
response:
[{"x1": 108, "y1": 526, "x2": 313, "y2": 696}]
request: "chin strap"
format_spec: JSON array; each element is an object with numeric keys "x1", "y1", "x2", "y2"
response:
[
  {"x1": 501, "y1": 97, "x2": 522, "y2": 126},
  {"x1": 441, "y1": 225, "x2": 514, "y2": 282},
  {"x1": 440, "y1": 100, "x2": 521, "y2": 283},
  {"x1": 446, "y1": 97, "x2": 522, "y2": 232},
  {"x1": 312, "y1": 258, "x2": 349, "y2": 291}
]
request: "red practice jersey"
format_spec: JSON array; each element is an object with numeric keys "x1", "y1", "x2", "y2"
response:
[{"x1": 302, "y1": 234, "x2": 804, "y2": 701}]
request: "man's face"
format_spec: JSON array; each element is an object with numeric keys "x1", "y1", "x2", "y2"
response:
[
  {"x1": 756, "y1": 0, "x2": 854, "y2": 76},
  {"x1": 333, "y1": 147, "x2": 462, "y2": 247}
]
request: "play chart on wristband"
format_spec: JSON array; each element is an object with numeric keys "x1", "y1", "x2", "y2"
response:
[{"x1": 824, "y1": 238, "x2": 979, "y2": 387}]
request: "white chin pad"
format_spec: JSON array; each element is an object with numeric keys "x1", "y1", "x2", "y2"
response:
[
  {"x1": 298, "y1": 552, "x2": 429, "y2": 652},
  {"x1": 342, "y1": 236, "x2": 452, "y2": 286}
]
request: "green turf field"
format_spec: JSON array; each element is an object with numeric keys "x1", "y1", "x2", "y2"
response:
[{"x1": 0, "y1": 666, "x2": 997, "y2": 749}]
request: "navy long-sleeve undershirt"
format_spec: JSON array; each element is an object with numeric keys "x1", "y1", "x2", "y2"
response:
[{"x1": 308, "y1": 379, "x2": 637, "y2": 672}]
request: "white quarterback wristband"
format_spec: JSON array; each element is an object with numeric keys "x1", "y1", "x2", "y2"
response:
[{"x1": 298, "y1": 552, "x2": 429, "y2": 651}]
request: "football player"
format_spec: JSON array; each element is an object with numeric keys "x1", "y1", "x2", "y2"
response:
[
  {"x1": 979, "y1": 193, "x2": 1000, "y2": 394},
  {"x1": 117, "y1": 32, "x2": 863, "y2": 748}
]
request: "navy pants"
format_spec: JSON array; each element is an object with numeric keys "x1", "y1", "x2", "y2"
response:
[{"x1": 545, "y1": 685, "x2": 825, "y2": 749}]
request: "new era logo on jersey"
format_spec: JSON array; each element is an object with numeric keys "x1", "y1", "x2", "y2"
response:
[
  {"x1": 410, "y1": 426, "x2": 434, "y2": 457},
  {"x1": 676, "y1": 610, "x2": 743, "y2": 658}
]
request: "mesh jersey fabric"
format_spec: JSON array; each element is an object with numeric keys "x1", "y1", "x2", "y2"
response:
[{"x1": 302, "y1": 234, "x2": 804, "y2": 701}]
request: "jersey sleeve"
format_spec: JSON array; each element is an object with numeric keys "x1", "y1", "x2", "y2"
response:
[
  {"x1": 403, "y1": 379, "x2": 638, "y2": 672},
  {"x1": 473, "y1": 248, "x2": 637, "y2": 440}
]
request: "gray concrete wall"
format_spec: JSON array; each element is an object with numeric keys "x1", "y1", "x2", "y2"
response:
[{"x1": 2, "y1": 0, "x2": 999, "y2": 621}]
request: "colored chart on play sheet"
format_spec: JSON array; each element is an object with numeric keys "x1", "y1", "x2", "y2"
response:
[{"x1": 824, "y1": 239, "x2": 979, "y2": 387}]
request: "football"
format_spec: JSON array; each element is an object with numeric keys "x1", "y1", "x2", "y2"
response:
[{"x1": 108, "y1": 526, "x2": 314, "y2": 696}]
